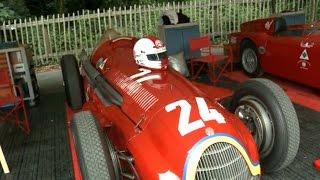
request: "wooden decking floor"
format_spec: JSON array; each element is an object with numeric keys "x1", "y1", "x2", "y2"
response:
[{"x1": 0, "y1": 92, "x2": 73, "y2": 180}]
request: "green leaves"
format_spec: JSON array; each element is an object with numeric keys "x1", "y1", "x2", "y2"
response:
[{"x1": 0, "y1": 2, "x2": 17, "y2": 23}]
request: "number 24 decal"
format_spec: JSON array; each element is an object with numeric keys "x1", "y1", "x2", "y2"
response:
[{"x1": 165, "y1": 97, "x2": 225, "y2": 136}]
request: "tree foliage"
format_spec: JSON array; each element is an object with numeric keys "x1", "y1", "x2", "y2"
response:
[
  {"x1": 0, "y1": 3, "x2": 17, "y2": 22},
  {"x1": 2, "y1": 0, "x2": 188, "y2": 18},
  {"x1": 0, "y1": 0, "x2": 29, "y2": 22}
]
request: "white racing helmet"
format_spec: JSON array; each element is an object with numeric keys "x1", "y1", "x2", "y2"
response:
[{"x1": 133, "y1": 36, "x2": 169, "y2": 70}]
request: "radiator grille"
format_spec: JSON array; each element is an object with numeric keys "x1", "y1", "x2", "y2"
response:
[{"x1": 195, "y1": 142, "x2": 259, "y2": 180}]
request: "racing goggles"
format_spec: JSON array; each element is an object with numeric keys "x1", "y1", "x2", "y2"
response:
[{"x1": 146, "y1": 52, "x2": 168, "y2": 61}]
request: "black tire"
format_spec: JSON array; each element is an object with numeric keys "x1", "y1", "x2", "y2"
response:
[
  {"x1": 60, "y1": 55, "x2": 84, "y2": 110},
  {"x1": 240, "y1": 41, "x2": 263, "y2": 77},
  {"x1": 230, "y1": 78, "x2": 300, "y2": 172},
  {"x1": 72, "y1": 111, "x2": 118, "y2": 180}
]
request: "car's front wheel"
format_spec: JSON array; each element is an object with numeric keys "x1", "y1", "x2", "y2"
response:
[
  {"x1": 72, "y1": 111, "x2": 120, "y2": 180},
  {"x1": 230, "y1": 78, "x2": 300, "y2": 173}
]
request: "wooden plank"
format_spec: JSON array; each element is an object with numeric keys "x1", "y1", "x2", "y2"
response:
[
  {"x1": 108, "y1": 8, "x2": 112, "y2": 28},
  {"x1": 139, "y1": 5, "x2": 142, "y2": 37},
  {"x1": 312, "y1": 0, "x2": 317, "y2": 21},
  {"x1": 204, "y1": 0, "x2": 208, "y2": 34},
  {"x1": 19, "y1": 19, "x2": 25, "y2": 44},
  {"x1": 267, "y1": 0, "x2": 270, "y2": 16},
  {"x1": 57, "y1": 14, "x2": 62, "y2": 60},
  {"x1": 77, "y1": 11, "x2": 83, "y2": 50},
  {"x1": 41, "y1": 16, "x2": 49, "y2": 64},
  {"x1": 147, "y1": 4, "x2": 152, "y2": 35},
  {"x1": 23, "y1": 18, "x2": 28, "y2": 44},
  {"x1": 129, "y1": 6, "x2": 133, "y2": 36},
  {"x1": 194, "y1": 0, "x2": 197, "y2": 23},
  {"x1": 97, "y1": 9, "x2": 102, "y2": 38},
  {"x1": 0, "y1": 145, "x2": 9, "y2": 174},
  {"x1": 29, "y1": 18, "x2": 37, "y2": 65},
  {"x1": 211, "y1": 0, "x2": 215, "y2": 35},
  {"x1": 113, "y1": 7, "x2": 117, "y2": 31},
  {"x1": 35, "y1": 17, "x2": 44, "y2": 65},
  {"x1": 14, "y1": 20, "x2": 19, "y2": 43},
  {"x1": 228, "y1": 0, "x2": 232, "y2": 34},
  {"x1": 92, "y1": 10, "x2": 97, "y2": 44},
  {"x1": 67, "y1": 13, "x2": 72, "y2": 51},
  {"x1": 103, "y1": 9, "x2": 107, "y2": 32},
  {"x1": 262, "y1": 0, "x2": 266, "y2": 17},
  {"x1": 189, "y1": 0, "x2": 193, "y2": 20},
  {"x1": 124, "y1": 6, "x2": 128, "y2": 36},
  {"x1": 2, "y1": 22, "x2": 7, "y2": 42},
  {"x1": 52, "y1": 15, "x2": 58, "y2": 62},
  {"x1": 119, "y1": 7, "x2": 123, "y2": 35},
  {"x1": 63, "y1": 14, "x2": 67, "y2": 52},
  {"x1": 82, "y1": 10, "x2": 88, "y2": 50},
  {"x1": 143, "y1": 5, "x2": 147, "y2": 35},
  {"x1": 156, "y1": 2, "x2": 161, "y2": 36},
  {"x1": 73, "y1": 13, "x2": 77, "y2": 56},
  {"x1": 8, "y1": 21, "x2": 13, "y2": 41},
  {"x1": 134, "y1": 5, "x2": 137, "y2": 37},
  {"x1": 87, "y1": 10, "x2": 93, "y2": 49},
  {"x1": 220, "y1": 1, "x2": 224, "y2": 40},
  {"x1": 46, "y1": 16, "x2": 53, "y2": 59},
  {"x1": 198, "y1": 0, "x2": 203, "y2": 34}
]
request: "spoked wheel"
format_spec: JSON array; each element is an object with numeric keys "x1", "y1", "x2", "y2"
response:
[
  {"x1": 240, "y1": 41, "x2": 263, "y2": 77},
  {"x1": 242, "y1": 49, "x2": 258, "y2": 73},
  {"x1": 234, "y1": 96, "x2": 274, "y2": 159},
  {"x1": 230, "y1": 78, "x2": 300, "y2": 173}
]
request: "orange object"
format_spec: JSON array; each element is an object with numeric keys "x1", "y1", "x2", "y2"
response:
[
  {"x1": 0, "y1": 54, "x2": 30, "y2": 135},
  {"x1": 314, "y1": 159, "x2": 320, "y2": 171},
  {"x1": 189, "y1": 36, "x2": 233, "y2": 85}
]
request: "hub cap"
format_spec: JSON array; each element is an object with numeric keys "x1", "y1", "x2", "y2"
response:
[
  {"x1": 235, "y1": 96, "x2": 275, "y2": 158},
  {"x1": 242, "y1": 48, "x2": 258, "y2": 73}
]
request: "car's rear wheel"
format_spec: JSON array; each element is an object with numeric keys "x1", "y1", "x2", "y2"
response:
[
  {"x1": 230, "y1": 78, "x2": 300, "y2": 173},
  {"x1": 240, "y1": 41, "x2": 263, "y2": 77},
  {"x1": 72, "y1": 111, "x2": 120, "y2": 180},
  {"x1": 60, "y1": 54, "x2": 84, "y2": 110}
]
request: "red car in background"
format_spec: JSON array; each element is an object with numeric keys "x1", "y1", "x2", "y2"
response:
[{"x1": 230, "y1": 14, "x2": 320, "y2": 89}]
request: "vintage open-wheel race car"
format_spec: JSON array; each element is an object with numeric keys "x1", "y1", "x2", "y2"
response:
[{"x1": 61, "y1": 34, "x2": 300, "y2": 180}]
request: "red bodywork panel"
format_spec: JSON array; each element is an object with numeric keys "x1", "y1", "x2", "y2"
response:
[
  {"x1": 230, "y1": 17, "x2": 320, "y2": 89},
  {"x1": 67, "y1": 37, "x2": 261, "y2": 179}
]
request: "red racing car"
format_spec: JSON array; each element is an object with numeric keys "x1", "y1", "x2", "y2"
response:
[
  {"x1": 61, "y1": 34, "x2": 300, "y2": 179},
  {"x1": 230, "y1": 15, "x2": 320, "y2": 89}
]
